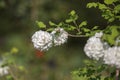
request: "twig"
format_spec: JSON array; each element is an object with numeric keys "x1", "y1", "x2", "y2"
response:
[
  {"x1": 68, "y1": 34, "x2": 87, "y2": 37},
  {"x1": 115, "y1": 36, "x2": 120, "y2": 46},
  {"x1": 115, "y1": 69, "x2": 119, "y2": 80},
  {"x1": 73, "y1": 21, "x2": 80, "y2": 33},
  {"x1": 9, "y1": 67, "x2": 18, "y2": 80}
]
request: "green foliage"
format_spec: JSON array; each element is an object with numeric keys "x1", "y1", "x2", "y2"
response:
[
  {"x1": 70, "y1": 10, "x2": 76, "y2": 16},
  {"x1": 87, "y1": 0, "x2": 120, "y2": 22},
  {"x1": 37, "y1": 10, "x2": 101, "y2": 37},
  {"x1": 71, "y1": 60, "x2": 116, "y2": 80},
  {"x1": 65, "y1": 10, "x2": 78, "y2": 23},
  {"x1": 98, "y1": 3, "x2": 107, "y2": 10},
  {"x1": 36, "y1": 0, "x2": 120, "y2": 42},
  {"x1": 87, "y1": 2, "x2": 98, "y2": 8},
  {"x1": 71, "y1": 0, "x2": 120, "y2": 79},
  {"x1": 114, "y1": 5, "x2": 120, "y2": 12},
  {"x1": 81, "y1": 28, "x2": 90, "y2": 33},
  {"x1": 0, "y1": 0, "x2": 5, "y2": 8},
  {"x1": 86, "y1": 0, "x2": 120, "y2": 46},
  {"x1": 79, "y1": 21, "x2": 87, "y2": 28},
  {"x1": 36, "y1": 21, "x2": 46, "y2": 28},
  {"x1": 10, "y1": 47, "x2": 19, "y2": 54},
  {"x1": 104, "y1": 0, "x2": 115, "y2": 5},
  {"x1": 1, "y1": 48, "x2": 26, "y2": 80},
  {"x1": 102, "y1": 26, "x2": 120, "y2": 45},
  {"x1": 49, "y1": 21, "x2": 57, "y2": 26},
  {"x1": 6, "y1": 75, "x2": 13, "y2": 80},
  {"x1": 92, "y1": 26, "x2": 99, "y2": 30}
]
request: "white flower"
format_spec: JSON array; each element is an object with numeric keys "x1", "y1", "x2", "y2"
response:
[
  {"x1": 103, "y1": 42, "x2": 110, "y2": 50},
  {"x1": 94, "y1": 31, "x2": 103, "y2": 38},
  {"x1": 103, "y1": 46, "x2": 120, "y2": 68},
  {"x1": 0, "y1": 59, "x2": 9, "y2": 76},
  {"x1": 51, "y1": 28, "x2": 68, "y2": 46},
  {"x1": 32, "y1": 30, "x2": 53, "y2": 51},
  {"x1": 84, "y1": 32, "x2": 104, "y2": 60},
  {"x1": 0, "y1": 67, "x2": 9, "y2": 76}
]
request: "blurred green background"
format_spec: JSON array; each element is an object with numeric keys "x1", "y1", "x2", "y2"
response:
[{"x1": 0, "y1": 0, "x2": 106, "y2": 80}]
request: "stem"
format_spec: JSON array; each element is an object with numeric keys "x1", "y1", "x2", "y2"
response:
[
  {"x1": 115, "y1": 69, "x2": 119, "y2": 80},
  {"x1": 112, "y1": 3, "x2": 115, "y2": 7},
  {"x1": 68, "y1": 34, "x2": 87, "y2": 37},
  {"x1": 9, "y1": 67, "x2": 18, "y2": 80},
  {"x1": 8, "y1": 64, "x2": 19, "y2": 80},
  {"x1": 115, "y1": 36, "x2": 120, "y2": 46},
  {"x1": 107, "y1": 7, "x2": 114, "y2": 11},
  {"x1": 73, "y1": 21, "x2": 80, "y2": 33}
]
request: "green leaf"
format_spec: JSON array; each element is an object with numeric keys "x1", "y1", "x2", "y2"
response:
[
  {"x1": 47, "y1": 28, "x2": 54, "y2": 31},
  {"x1": 36, "y1": 21, "x2": 46, "y2": 28},
  {"x1": 87, "y1": 2, "x2": 98, "y2": 8},
  {"x1": 70, "y1": 10, "x2": 76, "y2": 16},
  {"x1": 10, "y1": 47, "x2": 18, "y2": 54},
  {"x1": 116, "y1": 16, "x2": 120, "y2": 19},
  {"x1": 58, "y1": 22, "x2": 63, "y2": 27},
  {"x1": 108, "y1": 17, "x2": 115, "y2": 22},
  {"x1": 104, "y1": 0, "x2": 114, "y2": 5},
  {"x1": 90, "y1": 30, "x2": 101, "y2": 37},
  {"x1": 92, "y1": 26, "x2": 99, "y2": 30},
  {"x1": 79, "y1": 21, "x2": 87, "y2": 28},
  {"x1": 6, "y1": 75, "x2": 13, "y2": 80},
  {"x1": 98, "y1": 3, "x2": 107, "y2": 10},
  {"x1": 72, "y1": 15, "x2": 78, "y2": 21},
  {"x1": 68, "y1": 25, "x2": 76, "y2": 31},
  {"x1": 66, "y1": 10, "x2": 78, "y2": 23},
  {"x1": 114, "y1": 5, "x2": 120, "y2": 11},
  {"x1": 65, "y1": 19, "x2": 73, "y2": 23},
  {"x1": 64, "y1": 24, "x2": 76, "y2": 31},
  {"x1": 18, "y1": 66, "x2": 25, "y2": 71},
  {"x1": 102, "y1": 26, "x2": 120, "y2": 45},
  {"x1": 49, "y1": 21, "x2": 57, "y2": 26},
  {"x1": 85, "y1": 33, "x2": 90, "y2": 37},
  {"x1": 82, "y1": 28, "x2": 90, "y2": 32}
]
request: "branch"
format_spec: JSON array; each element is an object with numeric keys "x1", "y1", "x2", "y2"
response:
[
  {"x1": 9, "y1": 68, "x2": 18, "y2": 80},
  {"x1": 68, "y1": 34, "x2": 87, "y2": 37}
]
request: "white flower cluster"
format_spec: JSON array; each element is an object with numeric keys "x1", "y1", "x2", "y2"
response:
[
  {"x1": 0, "y1": 60, "x2": 9, "y2": 76},
  {"x1": 51, "y1": 27, "x2": 68, "y2": 46},
  {"x1": 32, "y1": 30, "x2": 53, "y2": 51},
  {"x1": 84, "y1": 32, "x2": 120, "y2": 68},
  {"x1": 32, "y1": 28, "x2": 68, "y2": 51},
  {"x1": 104, "y1": 46, "x2": 120, "y2": 68},
  {"x1": 84, "y1": 32, "x2": 104, "y2": 60},
  {"x1": 0, "y1": 66, "x2": 9, "y2": 76}
]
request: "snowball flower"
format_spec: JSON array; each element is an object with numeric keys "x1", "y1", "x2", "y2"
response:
[
  {"x1": 32, "y1": 30, "x2": 53, "y2": 51},
  {"x1": 51, "y1": 27, "x2": 68, "y2": 46},
  {"x1": 84, "y1": 32, "x2": 104, "y2": 60},
  {"x1": 103, "y1": 46, "x2": 120, "y2": 68}
]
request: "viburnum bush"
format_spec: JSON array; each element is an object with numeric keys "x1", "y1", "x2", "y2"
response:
[{"x1": 31, "y1": 0, "x2": 120, "y2": 80}]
